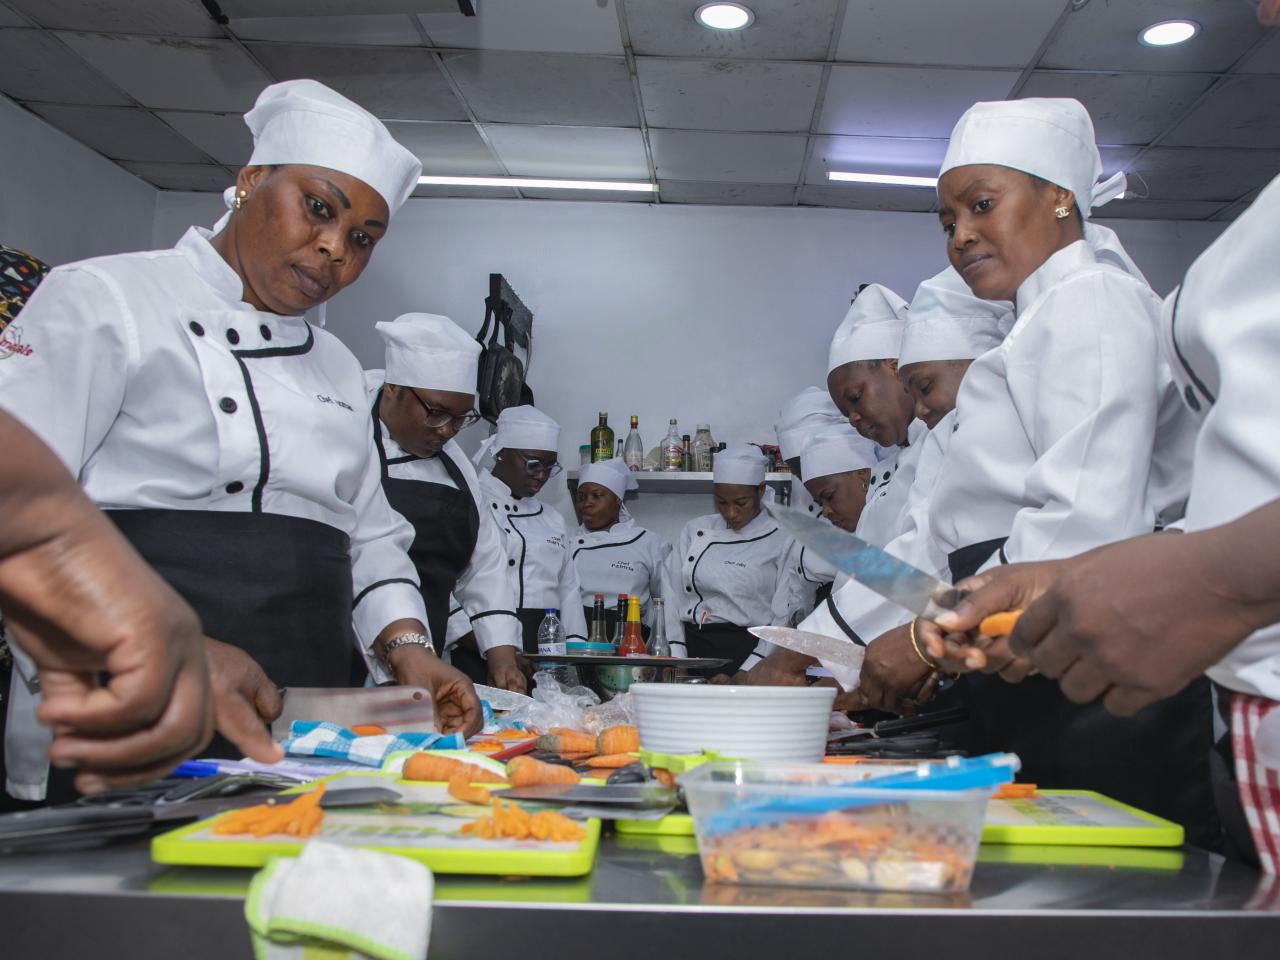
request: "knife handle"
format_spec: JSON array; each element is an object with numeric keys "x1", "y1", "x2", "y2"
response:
[{"x1": 0, "y1": 803, "x2": 155, "y2": 842}]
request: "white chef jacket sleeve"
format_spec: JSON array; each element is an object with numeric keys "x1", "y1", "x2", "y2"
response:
[
  {"x1": 349, "y1": 432, "x2": 430, "y2": 682},
  {"x1": 453, "y1": 505, "x2": 521, "y2": 655},
  {"x1": 987, "y1": 275, "x2": 1161, "y2": 571},
  {"x1": 444, "y1": 597, "x2": 469, "y2": 651},
  {"x1": 0, "y1": 266, "x2": 135, "y2": 474},
  {"x1": 646, "y1": 534, "x2": 686, "y2": 648},
  {"x1": 666, "y1": 531, "x2": 690, "y2": 656},
  {"x1": 557, "y1": 548, "x2": 589, "y2": 641},
  {"x1": 769, "y1": 539, "x2": 818, "y2": 627}
]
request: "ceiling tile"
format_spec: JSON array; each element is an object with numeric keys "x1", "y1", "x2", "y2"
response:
[
  {"x1": 442, "y1": 51, "x2": 636, "y2": 126},
  {"x1": 798, "y1": 183, "x2": 937, "y2": 213},
  {"x1": 26, "y1": 103, "x2": 208, "y2": 162},
  {"x1": 626, "y1": 0, "x2": 841, "y2": 60},
  {"x1": 385, "y1": 121, "x2": 504, "y2": 176},
  {"x1": 657, "y1": 180, "x2": 797, "y2": 205},
  {"x1": 5, "y1": 0, "x2": 222, "y2": 37},
  {"x1": 1039, "y1": 0, "x2": 1268, "y2": 73},
  {"x1": 418, "y1": 0, "x2": 623, "y2": 55},
  {"x1": 411, "y1": 183, "x2": 522, "y2": 200},
  {"x1": 219, "y1": 0, "x2": 469, "y2": 15},
  {"x1": 1162, "y1": 77, "x2": 1280, "y2": 150},
  {"x1": 1131, "y1": 146, "x2": 1280, "y2": 202},
  {"x1": 819, "y1": 65, "x2": 1017, "y2": 138},
  {"x1": 0, "y1": 3, "x2": 30, "y2": 26},
  {"x1": 155, "y1": 110, "x2": 254, "y2": 166},
  {"x1": 483, "y1": 124, "x2": 649, "y2": 178},
  {"x1": 0, "y1": 28, "x2": 130, "y2": 104},
  {"x1": 806, "y1": 134, "x2": 946, "y2": 184},
  {"x1": 1017, "y1": 71, "x2": 1216, "y2": 145},
  {"x1": 1093, "y1": 198, "x2": 1226, "y2": 221},
  {"x1": 58, "y1": 32, "x2": 270, "y2": 111},
  {"x1": 649, "y1": 130, "x2": 806, "y2": 183},
  {"x1": 246, "y1": 42, "x2": 466, "y2": 121},
  {"x1": 119, "y1": 160, "x2": 235, "y2": 192},
  {"x1": 230, "y1": 14, "x2": 422, "y2": 46},
  {"x1": 1238, "y1": 29, "x2": 1280, "y2": 73},
  {"x1": 516, "y1": 186, "x2": 653, "y2": 202},
  {"x1": 835, "y1": 0, "x2": 1065, "y2": 68},
  {"x1": 636, "y1": 58, "x2": 822, "y2": 133}
]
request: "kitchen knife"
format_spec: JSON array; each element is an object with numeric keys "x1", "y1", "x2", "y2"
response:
[
  {"x1": 499, "y1": 782, "x2": 677, "y2": 809},
  {"x1": 765, "y1": 501, "x2": 963, "y2": 620},
  {"x1": 271, "y1": 686, "x2": 436, "y2": 739}
]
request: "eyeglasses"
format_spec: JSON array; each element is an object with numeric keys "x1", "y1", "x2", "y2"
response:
[
  {"x1": 408, "y1": 389, "x2": 483, "y2": 431},
  {"x1": 512, "y1": 451, "x2": 562, "y2": 479}
]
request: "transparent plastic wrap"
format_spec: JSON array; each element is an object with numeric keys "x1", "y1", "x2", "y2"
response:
[
  {"x1": 501, "y1": 671, "x2": 601, "y2": 732},
  {"x1": 582, "y1": 690, "x2": 637, "y2": 734},
  {"x1": 748, "y1": 626, "x2": 865, "y2": 692}
]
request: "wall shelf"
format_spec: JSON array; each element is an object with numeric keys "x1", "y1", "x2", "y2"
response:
[{"x1": 567, "y1": 470, "x2": 793, "y2": 496}]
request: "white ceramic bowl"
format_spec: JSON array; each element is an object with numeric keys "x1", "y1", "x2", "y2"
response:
[{"x1": 630, "y1": 683, "x2": 836, "y2": 762}]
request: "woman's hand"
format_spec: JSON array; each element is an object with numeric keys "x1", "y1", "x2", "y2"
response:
[
  {"x1": 844, "y1": 624, "x2": 936, "y2": 715},
  {"x1": 389, "y1": 644, "x2": 483, "y2": 737},
  {"x1": 738, "y1": 648, "x2": 814, "y2": 686},
  {"x1": 485, "y1": 645, "x2": 528, "y2": 694}
]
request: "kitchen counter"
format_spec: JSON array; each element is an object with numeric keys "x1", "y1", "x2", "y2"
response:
[{"x1": 1, "y1": 835, "x2": 1276, "y2": 958}]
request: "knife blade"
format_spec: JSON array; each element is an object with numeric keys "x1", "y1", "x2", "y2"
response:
[
  {"x1": 271, "y1": 686, "x2": 436, "y2": 739},
  {"x1": 765, "y1": 501, "x2": 961, "y2": 620},
  {"x1": 499, "y1": 783, "x2": 677, "y2": 809}
]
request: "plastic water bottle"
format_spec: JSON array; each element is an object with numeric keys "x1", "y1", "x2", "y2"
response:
[{"x1": 536, "y1": 608, "x2": 578, "y2": 687}]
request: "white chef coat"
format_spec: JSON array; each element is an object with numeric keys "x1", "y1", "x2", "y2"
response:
[
  {"x1": 1162, "y1": 173, "x2": 1280, "y2": 702},
  {"x1": 366, "y1": 373, "x2": 520, "y2": 655},
  {"x1": 855, "y1": 419, "x2": 929, "y2": 548},
  {"x1": 929, "y1": 239, "x2": 1196, "y2": 572},
  {"x1": 0, "y1": 226, "x2": 427, "y2": 675},
  {"x1": 478, "y1": 469, "x2": 589, "y2": 641},
  {"x1": 790, "y1": 475, "x2": 817, "y2": 515},
  {"x1": 570, "y1": 518, "x2": 685, "y2": 642}
]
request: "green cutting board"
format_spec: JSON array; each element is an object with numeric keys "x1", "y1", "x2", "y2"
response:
[{"x1": 151, "y1": 772, "x2": 600, "y2": 877}]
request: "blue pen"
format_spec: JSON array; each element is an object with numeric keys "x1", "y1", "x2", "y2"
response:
[{"x1": 171, "y1": 760, "x2": 220, "y2": 778}]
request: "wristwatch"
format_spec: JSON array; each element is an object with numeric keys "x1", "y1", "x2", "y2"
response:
[{"x1": 379, "y1": 632, "x2": 435, "y2": 670}]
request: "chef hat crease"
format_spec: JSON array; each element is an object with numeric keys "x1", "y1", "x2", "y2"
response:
[
  {"x1": 474, "y1": 405, "x2": 561, "y2": 467},
  {"x1": 578, "y1": 458, "x2": 638, "y2": 503},
  {"x1": 827, "y1": 284, "x2": 910, "y2": 373},
  {"x1": 377, "y1": 313, "x2": 480, "y2": 394},
  {"x1": 713, "y1": 445, "x2": 769, "y2": 487},
  {"x1": 898, "y1": 268, "x2": 1015, "y2": 368},
  {"x1": 801, "y1": 424, "x2": 880, "y2": 483},
  {"x1": 774, "y1": 387, "x2": 845, "y2": 462}
]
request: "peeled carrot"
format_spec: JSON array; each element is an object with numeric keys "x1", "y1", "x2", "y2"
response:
[
  {"x1": 506, "y1": 755, "x2": 580, "y2": 787},
  {"x1": 350, "y1": 724, "x2": 387, "y2": 737},
  {"x1": 402, "y1": 752, "x2": 505, "y2": 784},
  {"x1": 979, "y1": 610, "x2": 1023, "y2": 637},
  {"x1": 557, "y1": 751, "x2": 594, "y2": 762},
  {"x1": 212, "y1": 783, "x2": 326, "y2": 838},
  {"x1": 583, "y1": 753, "x2": 636, "y2": 769},
  {"x1": 447, "y1": 775, "x2": 493, "y2": 805},
  {"x1": 535, "y1": 732, "x2": 597, "y2": 755},
  {"x1": 596, "y1": 725, "x2": 639, "y2": 756},
  {"x1": 461, "y1": 798, "x2": 584, "y2": 842}
]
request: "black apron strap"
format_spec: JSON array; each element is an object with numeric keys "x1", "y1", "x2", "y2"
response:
[{"x1": 682, "y1": 622, "x2": 757, "y2": 675}]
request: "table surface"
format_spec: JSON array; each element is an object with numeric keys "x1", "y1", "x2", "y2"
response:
[{"x1": 1, "y1": 834, "x2": 1277, "y2": 959}]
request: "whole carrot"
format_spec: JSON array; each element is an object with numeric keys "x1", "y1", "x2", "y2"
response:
[{"x1": 507, "y1": 755, "x2": 580, "y2": 787}]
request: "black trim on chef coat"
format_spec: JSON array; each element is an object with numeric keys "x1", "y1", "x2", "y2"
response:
[
  {"x1": 353, "y1": 577, "x2": 418, "y2": 608},
  {"x1": 689, "y1": 526, "x2": 778, "y2": 623},
  {"x1": 502, "y1": 501, "x2": 545, "y2": 609},
  {"x1": 1167, "y1": 283, "x2": 1215, "y2": 410},
  {"x1": 571, "y1": 529, "x2": 646, "y2": 560}
]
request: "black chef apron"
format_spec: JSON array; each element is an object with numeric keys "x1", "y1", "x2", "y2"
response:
[
  {"x1": 372, "y1": 391, "x2": 482, "y2": 678},
  {"x1": 948, "y1": 538, "x2": 1220, "y2": 849},
  {"x1": 106, "y1": 508, "x2": 357, "y2": 758},
  {"x1": 683, "y1": 622, "x2": 757, "y2": 676}
]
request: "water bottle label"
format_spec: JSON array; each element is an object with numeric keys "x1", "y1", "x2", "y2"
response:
[{"x1": 539, "y1": 641, "x2": 568, "y2": 656}]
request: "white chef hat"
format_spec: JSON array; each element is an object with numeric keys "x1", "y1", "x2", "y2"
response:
[
  {"x1": 898, "y1": 268, "x2": 1015, "y2": 368},
  {"x1": 578, "y1": 457, "x2": 638, "y2": 502},
  {"x1": 774, "y1": 387, "x2": 845, "y2": 462},
  {"x1": 495, "y1": 405, "x2": 560, "y2": 453},
  {"x1": 801, "y1": 424, "x2": 880, "y2": 483},
  {"x1": 713, "y1": 444, "x2": 769, "y2": 487},
  {"x1": 827, "y1": 284, "x2": 911, "y2": 373},
  {"x1": 377, "y1": 313, "x2": 480, "y2": 394}
]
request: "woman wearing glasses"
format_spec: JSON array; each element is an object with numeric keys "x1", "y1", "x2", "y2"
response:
[
  {"x1": 367, "y1": 314, "x2": 526, "y2": 692},
  {"x1": 476, "y1": 406, "x2": 590, "y2": 652}
]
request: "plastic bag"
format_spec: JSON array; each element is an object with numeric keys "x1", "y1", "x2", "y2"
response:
[
  {"x1": 582, "y1": 690, "x2": 637, "y2": 734},
  {"x1": 748, "y1": 625, "x2": 865, "y2": 693},
  {"x1": 501, "y1": 671, "x2": 600, "y2": 732}
]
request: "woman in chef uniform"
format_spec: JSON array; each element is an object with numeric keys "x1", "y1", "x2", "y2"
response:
[
  {"x1": 913, "y1": 97, "x2": 1212, "y2": 840},
  {"x1": 0, "y1": 80, "x2": 482, "y2": 798},
  {"x1": 672, "y1": 445, "x2": 802, "y2": 674},
  {"x1": 477, "y1": 406, "x2": 590, "y2": 652},
  {"x1": 571, "y1": 458, "x2": 684, "y2": 641},
  {"x1": 774, "y1": 387, "x2": 847, "y2": 516},
  {"x1": 366, "y1": 314, "x2": 525, "y2": 692}
]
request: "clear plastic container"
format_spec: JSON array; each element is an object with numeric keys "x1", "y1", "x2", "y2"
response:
[{"x1": 679, "y1": 761, "x2": 992, "y2": 894}]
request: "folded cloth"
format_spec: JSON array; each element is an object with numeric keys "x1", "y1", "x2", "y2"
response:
[
  {"x1": 282, "y1": 721, "x2": 465, "y2": 767},
  {"x1": 245, "y1": 840, "x2": 433, "y2": 960}
]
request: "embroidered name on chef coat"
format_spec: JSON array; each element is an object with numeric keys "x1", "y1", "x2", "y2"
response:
[{"x1": 610, "y1": 560, "x2": 635, "y2": 572}]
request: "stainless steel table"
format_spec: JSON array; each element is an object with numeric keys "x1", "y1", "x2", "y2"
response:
[{"x1": 0, "y1": 834, "x2": 1276, "y2": 959}]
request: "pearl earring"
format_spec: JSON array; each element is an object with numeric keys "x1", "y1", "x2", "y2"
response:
[
  {"x1": 1054, "y1": 206, "x2": 1070, "y2": 220},
  {"x1": 234, "y1": 189, "x2": 248, "y2": 210}
]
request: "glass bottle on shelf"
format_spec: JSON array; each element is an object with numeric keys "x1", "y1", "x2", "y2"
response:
[
  {"x1": 681, "y1": 435, "x2": 693, "y2": 472},
  {"x1": 579, "y1": 444, "x2": 591, "y2": 467},
  {"x1": 610, "y1": 594, "x2": 628, "y2": 651},
  {"x1": 588, "y1": 594, "x2": 608, "y2": 647},
  {"x1": 591, "y1": 412, "x2": 614, "y2": 463},
  {"x1": 661, "y1": 420, "x2": 683, "y2": 472},
  {"x1": 615, "y1": 438, "x2": 624, "y2": 459},
  {"x1": 619, "y1": 596, "x2": 646, "y2": 657},
  {"x1": 646, "y1": 598, "x2": 674, "y2": 683},
  {"x1": 623, "y1": 415, "x2": 644, "y2": 472},
  {"x1": 692, "y1": 424, "x2": 715, "y2": 472}
]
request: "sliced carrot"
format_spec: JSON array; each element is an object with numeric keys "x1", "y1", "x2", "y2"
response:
[
  {"x1": 350, "y1": 724, "x2": 387, "y2": 737},
  {"x1": 979, "y1": 610, "x2": 1023, "y2": 638},
  {"x1": 507, "y1": 755, "x2": 580, "y2": 787},
  {"x1": 461, "y1": 798, "x2": 584, "y2": 843},
  {"x1": 582, "y1": 753, "x2": 636, "y2": 769},
  {"x1": 596, "y1": 725, "x2": 639, "y2": 756},
  {"x1": 447, "y1": 775, "x2": 493, "y2": 805},
  {"x1": 996, "y1": 782, "x2": 1038, "y2": 799},
  {"x1": 213, "y1": 783, "x2": 326, "y2": 838},
  {"x1": 492, "y1": 729, "x2": 532, "y2": 740},
  {"x1": 402, "y1": 752, "x2": 505, "y2": 784},
  {"x1": 653, "y1": 768, "x2": 676, "y2": 788}
]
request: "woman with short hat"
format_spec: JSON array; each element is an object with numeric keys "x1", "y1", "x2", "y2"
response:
[
  {"x1": 367, "y1": 313, "x2": 525, "y2": 692},
  {"x1": 672, "y1": 445, "x2": 802, "y2": 673},
  {"x1": 774, "y1": 387, "x2": 846, "y2": 515},
  {"x1": 571, "y1": 458, "x2": 683, "y2": 641},
  {"x1": 477, "y1": 406, "x2": 590, "y2": 652},
  {"x1": 0, "y1": 79, "x2": 483, "y2": 800}
]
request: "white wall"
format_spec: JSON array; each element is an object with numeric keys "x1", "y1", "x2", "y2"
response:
[
  {"x1": 152, "y1": 191, "x2": 1227, "y2": 543},
  {"x1": 0, "y1": 96, "x2": 156, "y2": 268}
]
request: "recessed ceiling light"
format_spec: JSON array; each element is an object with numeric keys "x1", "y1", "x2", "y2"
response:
[
  {"x1": 695, "y1": 3, "x2": 754, "y2": 30},
  {"x1": 828, "y1": 171, "x2": 938, "y2": 188},
  {"x1": 1139, "y1": 19, "x2": 1199, "y2": 46},
  {"x1": 418, "y1": 175, "x2": 656, "y2": 193}
]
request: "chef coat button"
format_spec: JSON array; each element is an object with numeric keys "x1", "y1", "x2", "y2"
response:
[
  {"x1": 491, "y1": 503, "x2": 498, "y2": 509},
  {"x1": 688, "y1": 556, "x2": 694, "y2": 562},
  {"x1": 1183, "y1": 385, "x2": 1201, "y2": 412},
  {"x1": 225, "y1": 481, "x2": 244, "y2": 494},
  {"x1": 686, "y1": 586, "x2": 692, "y2": 592},
  {"x1": 508, "y1": 559, "x2": 516, "y2": 567},
  {"x1": 188, "y1": 321, "x2": 205, "y2": 337},
  {"x1": 260, "y1": 325, "x2": 272, "y2": 341},
  {"x1": 219, "y1": 397, "x2": 237, "y2": 414},
  {"x1": 578, "y1": 539, "x2": 584, "y2": 544},
  {"x1": 696, "y1": 530, "x2": 704, "y2": 537},
  {"x1": 504, "y1": 504, "x2": 512, "y2": 511},
  {"x1": 226, "y1": 328, "x2": 240, "y2": 345},
  {"x1": 506, "y1": 528, "x2": 511, "y2": 533}
]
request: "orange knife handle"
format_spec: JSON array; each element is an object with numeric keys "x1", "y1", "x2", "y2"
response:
[{"x1": 978, "y1": 610, "x2": 1023, "y2": 637}]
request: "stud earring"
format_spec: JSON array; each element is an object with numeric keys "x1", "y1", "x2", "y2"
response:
[
  {"x1": 234, "y1": 189, "x2": 248, "y2": 210},
  {"x1": 1054, "y1": 206, "x2": 1070, "y2": 220}
]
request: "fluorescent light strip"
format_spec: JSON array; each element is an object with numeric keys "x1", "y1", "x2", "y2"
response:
[
  {"x1": 418, "y1": 175, "x2": 656, "y2": 192},
  {"x1": 828, "y1": 171, "x2": 937, "y2": 188}
]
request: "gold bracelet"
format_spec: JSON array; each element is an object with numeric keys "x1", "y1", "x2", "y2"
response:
[{"x1": 908, "y1": 618, "x2": 939, "y2": 670}]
